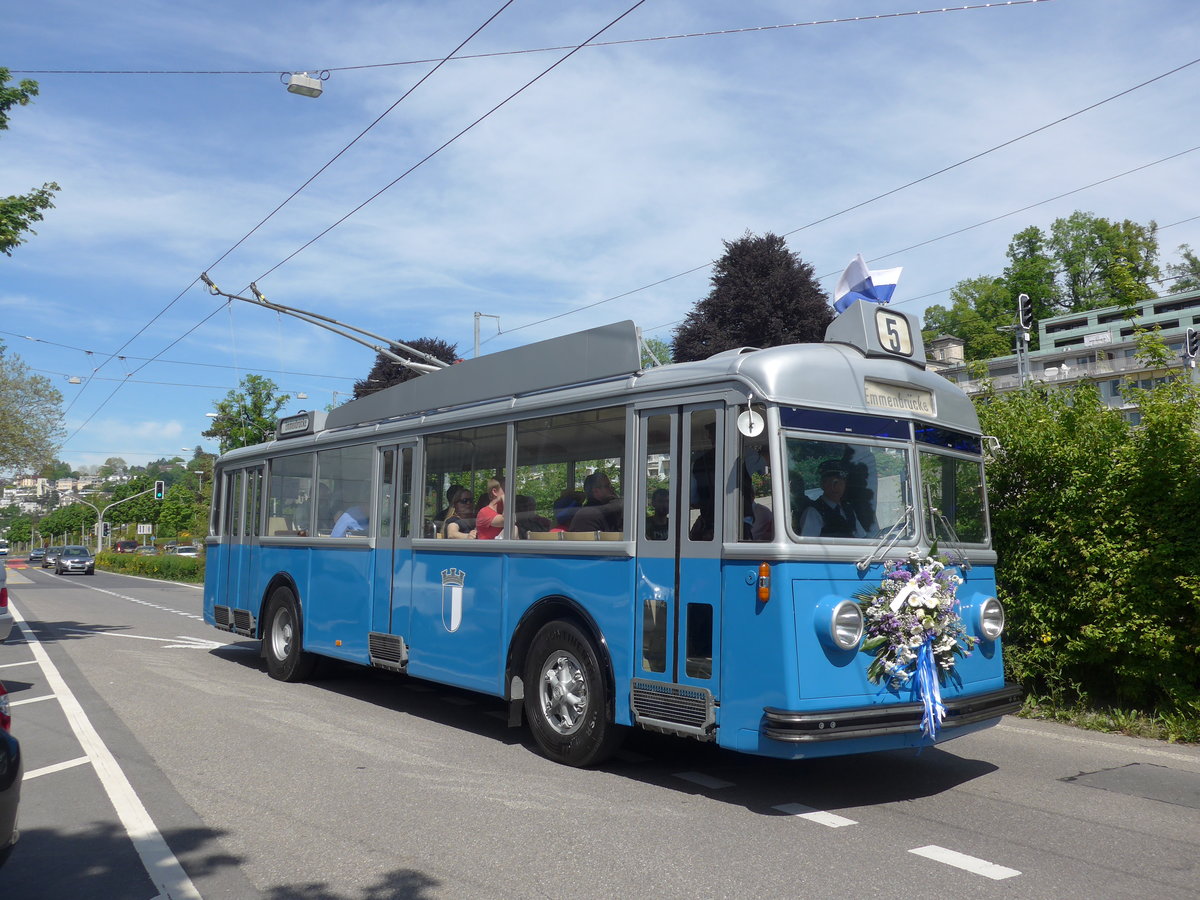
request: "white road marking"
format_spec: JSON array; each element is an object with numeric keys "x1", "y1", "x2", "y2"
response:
[
  {"x1": 773, "y1": 803, "x2": 858, "y2": 827},
  {"x1": 25, "y1": 756, "x2": 90, "y2": 780},
  {"x1": 10, "y1": 694, "x2": 56, "y2": 707},
  {"x1": 59, "y1": 628, "x2": 226, "y2": 650},
  {"x1": 673, "y1": 771, "x2": 733, "y2": 789},
  {"x1": 8, "y1": 600, "x2": 203, "y2": 900},
  {"x1": 909, "y1": 845, "x2": 1020, "y2": 880},
  {"x1": 0, "y1": 659, "x2": 38, "y2": 669}
]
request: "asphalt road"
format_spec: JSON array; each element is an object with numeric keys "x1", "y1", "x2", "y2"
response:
[{"x1": 1, "y1": 560, "x2": 1198, "y2": 899}]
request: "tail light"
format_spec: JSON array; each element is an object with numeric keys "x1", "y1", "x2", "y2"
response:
[
  {"x1": 0, "y1": 682, "x2": 10, "y2": 732},
  {"x1": 0, "y1": 585, "x2": 7, "y2": 608}
]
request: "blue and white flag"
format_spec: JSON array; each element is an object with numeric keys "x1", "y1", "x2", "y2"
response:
[{"x1": 833, "y1": 253, "x2": 903, "y2": 314}]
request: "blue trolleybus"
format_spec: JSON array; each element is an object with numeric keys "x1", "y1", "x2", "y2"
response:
[{"x1": 204, "y1": 302, "x2": 1021, "y2": 766}]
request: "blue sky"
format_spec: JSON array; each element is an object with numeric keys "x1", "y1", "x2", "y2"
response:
[{"x1": 2, "y1": 0, "x2": 1198, "y2": 472}]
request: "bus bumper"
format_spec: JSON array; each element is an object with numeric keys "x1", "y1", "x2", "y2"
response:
[{"x1": 762, "y1": 683, "x2": 1023, "y2": 742}]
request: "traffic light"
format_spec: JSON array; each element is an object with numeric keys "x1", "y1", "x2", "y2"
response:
[
  {"x1": 154, "y1": 480, "x2": 165, "y2": 500},
  {"x1": 1017, "y1": 293, "x2": 1033, "y2": 331},
  {"x1": 1187, "y1": 328, "x2": 1200, "y2": 358},
  {"x1": 102, "y1": 522, "x2": 111, "y2": 538}
]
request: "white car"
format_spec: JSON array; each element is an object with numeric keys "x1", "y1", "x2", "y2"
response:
[
  {"x1": 0, "y1": 563, "x2": 12, "y2": 643},
  {"x1": 173, "y1": 545, "x2": 199, "y2": 557}
]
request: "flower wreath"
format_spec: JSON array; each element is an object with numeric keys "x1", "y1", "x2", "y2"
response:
[{"x1": 856, "y1": 552, "x2": 977, "y2": 738}]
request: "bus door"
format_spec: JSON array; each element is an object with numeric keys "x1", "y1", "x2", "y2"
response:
[
  {"x1": 634, "y1": 405, "x2": 723, "y2": 733},
  {"x1": 223, "y1": 465, "x2": 263, "y2": 611},
  {"x1": 371, "y1": 444, "x2": 416, "y2": 651}
]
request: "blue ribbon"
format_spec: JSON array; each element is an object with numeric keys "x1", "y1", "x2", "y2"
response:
[{"x1": 915, "y1": 639, "x2": 946, "y2": 739}]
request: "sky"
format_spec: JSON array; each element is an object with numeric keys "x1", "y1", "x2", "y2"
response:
[{"x1": 2, "y1": 0, "x2": 1198, "y2": 473}]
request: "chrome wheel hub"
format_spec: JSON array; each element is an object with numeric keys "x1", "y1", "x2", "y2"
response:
[{"x1": 539, "y1": 651, "x2": 587, "y2": 735}]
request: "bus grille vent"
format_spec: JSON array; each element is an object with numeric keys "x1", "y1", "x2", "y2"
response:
[
  {"x1": 232, "y1": 609, "x2": 256, "y2": 637},
  {"x1": 213, "y1": 605, "x2": 233, "y2": 630},
  {"x1": 369, "y1": 632, "x2": 408, "y2": 672},
  {"x1": 631, "y1": 679, "x2": 715, "y2": 741}
]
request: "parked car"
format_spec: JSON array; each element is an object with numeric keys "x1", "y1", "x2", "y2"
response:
[
  {"x1": 0, "y1": 680, "x2": 21, "y2": 868},
  {"x1": 42, "y1": 546, "x2": 63, "y2": 568},
  {"x1": 0, "y1": 565, "x2": 11, "y2": 643},
  {"x1": 26, "y1": 548, "x2": 45, "y2": 565},
  {"x1": 55, "y1": 546, "x2": 95, "y2": 576},
  {"x1": 173, "y1": 545, "x2": 199, "y2": 557},
  {"x1": 113, "y1": 540, "x2": 138, "y2": 554},
  {"x1": 134, "y1": 545, "x2": 158, "y2": 556}
]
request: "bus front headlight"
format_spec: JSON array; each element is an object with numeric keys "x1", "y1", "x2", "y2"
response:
[
  {"x1": 978, "y1": 596, "x2": 1005, "y2": 640},
  {"x1": 830, "y1": 600, "x2": 864, "y2": 650}
]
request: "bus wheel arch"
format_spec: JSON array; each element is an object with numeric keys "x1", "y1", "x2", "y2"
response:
[
  {"x1": 261, "y1": 580, "x2": 317, "y2": 683},
  {"x1": 511, "y1": 597, "x2": 623, "y2": 767}
]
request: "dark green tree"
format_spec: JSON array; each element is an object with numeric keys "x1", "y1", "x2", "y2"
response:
[
  {"x1": 1164, "y1": 243, "x2": 1200, "y2": 293},
  {"x1": 0, "y1": 342, "x2": 64, "y2": 475},
  {"x1": 202, "y1": 374, "x2": 287, "y2": 453},
  {"x1": 922, "y1": 276, "x2": 1015, "y2": 359},
  {"x1": 1047, "y1": 211, "x2": 1160, "y2": 312},
  {"x1": 353, "y1": 337, "x2": 459, "y2": 399},
  {"x1": 1, "y1": 68, "x2": 59, "y2": 257},
  {"x1": 672, "y1": 232, "x2": 832, "y2": 363}
]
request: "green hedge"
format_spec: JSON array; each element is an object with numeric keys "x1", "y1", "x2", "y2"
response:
[
  {"x1": 977, "y1": 361, "x2": 1200, "y2": 716},
  {"x1": 95, "y1": 551, "x2": 205, "y2": 583}
]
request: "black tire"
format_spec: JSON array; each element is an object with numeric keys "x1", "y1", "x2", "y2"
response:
[
  {"x1": 86, "y1": 568, "x2": 94, "y2": 575},
  {"x1": 54, "y1": 565, "x2": 62, "y2": 575},
  {"x1": 523, "y1": 620, "x2": 623, "y2": 767},
  {"x1": 262, "y1": 586, "x2": 318, "y2": 682}
]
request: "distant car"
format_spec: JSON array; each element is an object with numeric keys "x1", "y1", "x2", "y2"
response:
[
  {"x1": 173, "y1": 545, "x2": 199, "y2": 557},
  {"x1": 113, "y1": 541, "x2": 138, "y2": 554},
  {"x1": 134, "y1": 545, "x2": 158, "y2": 556},
  {"x1": 54, "y1": 546, "x2": 94, "y2": 576},
  {"x1": 42, "y1": 546, "x2": 63, "y2": 568},
  {"x1": 0, "y1": 679, "x2": 22, "y2": 868},
  {"x1": 26, "y1": 548, "x2": 45, "y2": 565},
  {"x1": 0, "y1": 565, "x2": 11, "y2": 643}
]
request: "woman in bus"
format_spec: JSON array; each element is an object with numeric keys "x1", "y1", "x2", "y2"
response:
[
  {"x1": 442, "y1": 488, "x2": 477, "y2": 539},
  {"x1": 475, "y1": 479, "x2": 506, "y2": 539}
]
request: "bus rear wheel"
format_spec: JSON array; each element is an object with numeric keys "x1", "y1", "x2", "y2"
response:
[
  {"x1": 263, "y1": 586, "x2": 317, "y2": 682},
  {"x1": 524, "y1": 620, "x2": 623, "y2": 767}
]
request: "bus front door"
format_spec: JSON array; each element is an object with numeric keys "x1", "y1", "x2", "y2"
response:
[
  {"x1": 223, "y1": 466, "x2": 263, "y2": 616},
  {"x1": 634, "y1": 405, "x2": 723, "y2": 737},
  {"x1": 371, "y1": 445, "x2": 415, "y2": 665}
]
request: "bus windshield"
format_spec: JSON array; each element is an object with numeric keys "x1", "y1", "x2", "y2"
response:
[
  {"x1": 784, "y1": 436, "x2": 913, "y2": 541},
  {"x1": 918, "y1": 449, "x2": 988, "y2": 543}
]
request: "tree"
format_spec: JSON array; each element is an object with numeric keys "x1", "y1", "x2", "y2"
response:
[
  {"x1": 1165, "y1": 243, "x2": 1200, "y2": 293},
  {"x1": 157, "y1": 484, "x2": 194, "y2": 538},
  {"x1": 202, "y1": 374, "x2": 287, "y2": 453},
  {"x1": 0, "y1": 342, "x2": 64, "y2": 476},
  {"x1": 1046, "y1": 211, "x2": 1160, "y2": 312},
  {"x1": 640, "y1": 336, "x2": 672, "y2": 368},
  {"x1": 922, "y1": 276, "x2": 1015, "y2": 360},
  {"x1": 1002, "y1": 226, "x2": 1061, "y2": 324},
  {"x1": 97, "y1": 457, "x2": 128, "y2": 478},
  {"x1": 353, "y1": 337, "x2": 459, "y2": 399},
  {"x1": 672, "y1": 232, "x2": 832, "y2": 363},
  {"x1": 1, "y1": 68, "x2": 59, "y2": 257}
]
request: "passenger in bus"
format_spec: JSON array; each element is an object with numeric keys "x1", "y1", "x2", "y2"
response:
[
  {"x1": 435, "y1": 483, "x2": 467, "y2": 524},
  {"x1": 331, "y1": 500, "x2": 370, "y2": 537},
  {"x1": 798, "y1": 460, "x2": 865, "y2": 538},
  {"x1": 569, "y1": 471, "x2": 622, "y2": 532},
  {"x1": 442, "y1": 488, "x2": 477, "y2": 539},
  {"x1": 646, "y1": 488, "x2": 670, "y2": 540},
  {"x1": 475, "y1": 479, "x2": 506, "y2": 539},
  {"x1": 842, "y1": 446, "x2": 878, "y2": 533},
  {"x1": 515, "y1": 494, "x2": 551, "y2": 538},
  {"x1": 550, "y1": 492, "x2": 583, "y2": 533}
]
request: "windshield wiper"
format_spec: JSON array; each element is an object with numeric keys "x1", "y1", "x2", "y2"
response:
[
  {"x1": 856, "y1": 505, "x2": 913, "y2": 572},
  {"x1": 925, "y1": 485, "x2": 972, "y2": 571}
]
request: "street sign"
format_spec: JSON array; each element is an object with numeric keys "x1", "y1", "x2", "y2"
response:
[{"x1": 137, "y1": 523, "x2": 153, "y2": 534}]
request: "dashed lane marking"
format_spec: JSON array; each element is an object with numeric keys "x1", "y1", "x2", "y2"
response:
[
  {"x1": 10, "y1": 694, "x2": 56, "y2": 707},
  {"x1": 909, "y1": 845, "x2": 1021, "y2": 880},
  {"x1": 24, "y1": 756, "x2": 90, "y2": 780},
  {"x1": 773, "y1": 803, "x2": 858, "y2": 827}
]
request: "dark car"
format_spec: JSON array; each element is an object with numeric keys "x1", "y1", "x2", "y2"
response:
[
  {"x1": 42, "y1": 546, "x2": 63, "y2": 568},
  {"x1": 0, "y1": 680, "x2": 21, "y2": 867},
  {"x1": 55, "y1": 546, "x2": 94, "y2": 576},
  {"x1": 26, "y1": 548, "x2": 45, "y2": 565},
  {"x1": 113, "y1": 541, "x2": 138, "y2": 554}
]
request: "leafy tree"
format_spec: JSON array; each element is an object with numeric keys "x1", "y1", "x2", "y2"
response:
[
  {"x1": 0, "y1": 342, "x2": 64, "y2": 476},
  {"x1": 640, "y1": 336, "x2": 672, "y2": 367},
  {"x1": 1002, "y1": 226, "x2": 1061, "y2": 324},
  {"x1": 202, "y1": 374, "x2": 287, "y2": 453},
  {"x1": 672, "y1": 232, "x2": 832, "y2": 363},
  {"x1": 1164, "y1": 243, "x2": 1200, "y2": 293},
  {"x1": 922, "y1": 276, "x2": 1015, "y2": 359},
  {"x1": 6, "y1": 516, "x2": 32, "y2": 544},
  {"x1": 156, "y1": 484, "x2": 194, "y2": 537},
  {"x1": 97, "y1": 456, "x2": 128, "y2": 478},
  {"x1": 1, "y1": 68, "x2": 59, "y2": 257},
  {"x1": 353, "y1": 337, "x2": 459, "y2": 399},
  {"x1": 1046, "y1": 211, "x2": 1160, "y2": 312}
]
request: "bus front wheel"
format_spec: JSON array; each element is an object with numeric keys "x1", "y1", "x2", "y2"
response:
[
  {"x1": 263, "y1": 587, "x2": 317, "y2": 683},
  {"x1": 524, "y1": 620, "x2": 622, "y2": 767}
]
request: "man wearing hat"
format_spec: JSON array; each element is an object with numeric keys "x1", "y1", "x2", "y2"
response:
[{"x1": 798, "y1": 459, "x2": 866, "y2": 538}]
